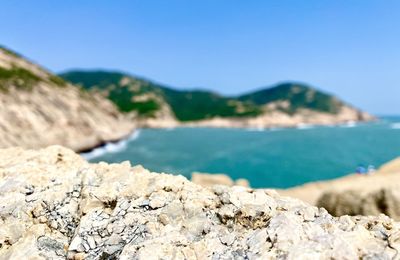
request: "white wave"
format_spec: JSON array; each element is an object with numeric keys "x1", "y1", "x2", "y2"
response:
[
  {"x1": 81, "y1": 130, "x2": 141, "y2": 160},
  {"x1": 391, "y1": 123, "x2": 400, "y2": 129},
  {"x1": 340, "y1": 121, "x2": 357, "y2": 128},
  {"x1": 246, "y1": 127, "x2": 265, "y2": 132},
  {"x1": 269, "y1": 127, "x2": 282, "y2": 131},
  {"x1": 127, "y1": 130, "x2": 141, "y2": 140},
  {"x1": 296, "y1": 124, "x2": 314, "y2": 130},
  {"x1": 81, "y1": 148, "x2": 105, "y2": 161}
]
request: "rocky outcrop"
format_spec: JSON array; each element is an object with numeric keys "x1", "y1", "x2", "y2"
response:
[
  {"x1": 0, "y1": 47, "x2": 135, "y2": 152},
  {"x1": 1, "y1": 146, "x2": 400, "y2": 259},
  {"x1": 318, "y1": 187, "x2": 400, "y2": 220},
  {"x1": 280, "y1": 157, "x2": 400, "y2": 220},
  {"x1": 191, "y1": 172, "x2": 249, "y2": 188},
  {"x1": 315, "y1": 158, "x2": 400, "y2": 220}
]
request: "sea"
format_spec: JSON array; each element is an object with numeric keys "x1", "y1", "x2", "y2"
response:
[{"x1": 82, "y1": 116, "x2": 400, "y2": 188}]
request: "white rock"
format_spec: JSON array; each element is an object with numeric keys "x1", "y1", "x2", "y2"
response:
[
  {"x1": 69, "y1": 236, "x2": 83, "y2": 251},
  {"x1": 0, "y1": 146, "x2": 398, "y2": 259},
  {"x1": 87, "y1": 236, "x2": 96, "y2": 249}
]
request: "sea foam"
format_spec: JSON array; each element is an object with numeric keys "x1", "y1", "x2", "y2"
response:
[
  {"x1": 246, "y1": 127, "x2": 265, "y2": 132},
  {"x1": 296, "y1": 124, "x2": 314, "y2": 130},
  {"x1": 81, "y1": 130, "x2": 140, "y2": 160},
  {"x1": 391, "y1": 123, "x2": 400, "y2": 129},
  {"x1": 340, "y1": 121, "x2": 357, "y2": 128}
]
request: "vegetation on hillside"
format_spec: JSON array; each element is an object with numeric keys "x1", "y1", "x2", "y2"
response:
[
  {"x1": 107, "y1": 86, "x2": 160, "y2": 116},
  {"x1": 60, "y1": 71, "x2": 263, "y2": 120},
  {"x1": 60, "y1": 71, "x2": 163, "y2": 117},
  {"x1": 238, "y1": 83, "x2": 343, "y2": 114},
  {"x1": 0, "y1": 46, "x2": 67, "y2": 90},
  {"x1": 162, "y1": 88, "x2": 262, "y2": 121},
  {"x1": 48, "y1": 75, "x2": 67, "y2": 87},
  {"x1": 0, "y1": 46, "x2": 21, "y2": 58},
  {"x1": 0, "y1": 67, "x2": 40, "y2": 91},
  {"x1": 60, "y1": 71, "x2": 345, "y2": 121}
]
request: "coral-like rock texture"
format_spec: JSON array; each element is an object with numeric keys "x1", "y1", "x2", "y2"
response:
[{"x1": 1, "y1": 146, "x2": 400, "y2": 259}]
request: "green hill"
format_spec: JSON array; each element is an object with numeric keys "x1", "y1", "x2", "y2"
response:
[
  {"x1": 161, "y1": 88, "x2": 262, "y2": 121},
  {"x1": 60, "y1": 71, "x2": 262, "y2": 121},
  {"x1": 60, "y1": 71, "x2": 350, "y2": 121},
  {"x1": 238, "y1": 83, "x2": 344, "y2": 114},
  {"x1": 59, "y1": 71, "x2": 164, "y2": 116}
]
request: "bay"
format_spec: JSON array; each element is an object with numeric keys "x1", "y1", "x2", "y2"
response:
[{"x1": 87, "y1": 117, "x2": 400, "y2": 188}]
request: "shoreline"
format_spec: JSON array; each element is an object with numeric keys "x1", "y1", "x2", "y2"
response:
[
  {"x1": 78, "y1": 129, "x2": 139, "y2": 159},
  {"x1": 183, "y1": 118, "x2": 375, "y2": 130},
  {"x1": 180, "y1": 113, "x2": 377, "y2": 129},
  {"x1": 79, "y1": 117, "x2": 379, "y2": 157},
  {"x1": 139, "y1": 116, "x2": 378, "y2": 129},
  {"x1": 135, "y1": 103, "x2": 377, "y2": 130}
]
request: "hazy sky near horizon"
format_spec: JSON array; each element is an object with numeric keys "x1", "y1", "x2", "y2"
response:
[{"x1": 1, "y1": 1, "x2": 399, "y2": 114}]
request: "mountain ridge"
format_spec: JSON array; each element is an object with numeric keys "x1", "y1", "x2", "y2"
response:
[{"x1": 60, "y1": 70, "x2": 374, "y2": 127}]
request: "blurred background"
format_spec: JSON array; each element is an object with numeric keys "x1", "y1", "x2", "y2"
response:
[
  {"x1": 1, "y1": 0, "x2": 400, "y2": 188},
  {"x1": 2, "y1": 1, "x2": 400, "y2": 114}
]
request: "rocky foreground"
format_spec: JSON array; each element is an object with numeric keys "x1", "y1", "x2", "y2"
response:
[
  {"x1": 1, "y1": 147, "x2": 400, "y2": 259},
  {"x1": 190, "y1": 158, "x2": 400, "y2": 223}
]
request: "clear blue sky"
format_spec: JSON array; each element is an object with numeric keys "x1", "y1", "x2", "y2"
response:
[{"x1": 1, "y1": 0, "x2": 399, "y2": 114}]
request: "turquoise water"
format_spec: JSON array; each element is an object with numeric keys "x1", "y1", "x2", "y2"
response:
[{"x1": 87, "y1": 117, "x2": 400, "y2": 188}]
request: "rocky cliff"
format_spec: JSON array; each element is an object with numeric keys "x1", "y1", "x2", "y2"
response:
[
  {"x1": 1, "y1": 146, "x2": 400, "y2": 259},
  {"x1": 0, "y1": 47, "x2": 134, "y2": 152}
]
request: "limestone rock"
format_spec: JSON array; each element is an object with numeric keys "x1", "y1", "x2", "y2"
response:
[
  {"x1": 191, "y1": 172, "x2": 250, "y2": 188},
  {"x1": 1, "y1": 146, "x2": 400, "y2": 259},
  {"x1": 318, "y1": 187, "x2": 400, "y2": 220},
  {"x1": 0, "y1": 47, "x2": 134, "y2": 152},
  {"x1": 279, "y1": 156, "x2": 400, "y2": 220},
  {"x1": 280, "y1": 156, "x2": 400, "y2": 207}
]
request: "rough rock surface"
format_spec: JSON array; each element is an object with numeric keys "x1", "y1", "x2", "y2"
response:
[
  {"x1": 0, "y1": 47, "x2": 134, "y2": 152},
  {"x1": 318, "y1": 187, "x2": 400, "y2": 221},
  {"x1": 191, "y1": 172, "x2": 250, "y2": 188},
  {"x1": 280, "y1": 157, "x2": 400, "y2": 220},
  {"x1": 1, "y1": 146, "x2": 400, "y2": 259}
]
